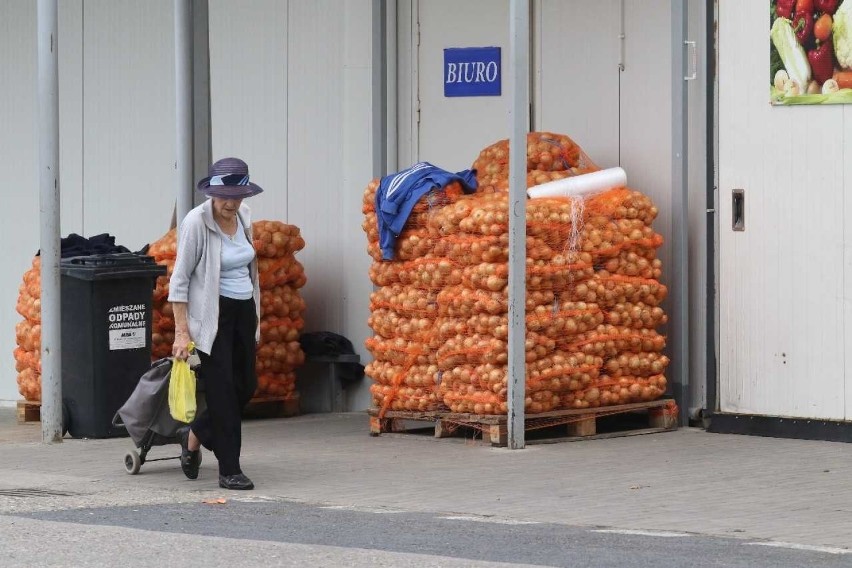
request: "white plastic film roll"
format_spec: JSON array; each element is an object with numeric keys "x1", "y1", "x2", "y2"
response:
[{"x1": 526, "y1": 167, "x2": 627, "y2": 199}]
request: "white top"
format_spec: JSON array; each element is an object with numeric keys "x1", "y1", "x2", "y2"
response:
[{"x1": 218, "y1": 218, "x2": 255, "y2": 300}]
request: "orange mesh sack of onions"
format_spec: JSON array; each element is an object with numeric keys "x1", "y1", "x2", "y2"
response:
[
  {"x1": 453, "y1": 137, "x2": 667, "y2": 412},
  {"x1": 471, "y1": 132, "x2": 598, "y2": 194},
  {"x1": 14, "y1": 257, "x2": 42, "y2": 401},
  {"x1": 148, "y1": 229, "x2": 177, "y2": 360},
  {"x1": 252, "y1": 221, "x2": 307, "y2": 400},
  {"x1": 362, "y1": 172, "x2": 474, "y2": 414}
]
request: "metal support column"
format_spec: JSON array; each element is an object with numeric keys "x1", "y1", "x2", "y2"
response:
[
  {"x1": 671, "y1": 1, "x2": 690, "y2": 425},
  {"x1": 37, "y1": 0, "x2": 62, "y2": 444},
  {"x1": 372, "y1": 0, "x2": 388, "y2": 178},
  {"x1": 507, "y1": 0, "x2": 529, "y2": 449},
  {"x1": 175, "y1": 0, "x2": 193, "y2": 228}
]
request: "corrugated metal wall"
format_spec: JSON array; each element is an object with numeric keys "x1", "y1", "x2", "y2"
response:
[
  {"x1": 719, "y1": 1, "x2": 850, "y2": 419},
  {"x1": 0, "y1": 0, "x2": 177, "y2": 404},
  {"x1": 0, "y1": 0, "x2": 376, "y2": 409},
  {"x1": 0, "y1": 1, "x2": 39, "y2": 405},
  {"x1": 0, "y1": 0, "x2": 709, "y2": 417},
  {"x1": 208, "y1": 0, "x2": 375, "y2": 410}
]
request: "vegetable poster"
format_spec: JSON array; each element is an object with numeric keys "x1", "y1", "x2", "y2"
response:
[{"x1": 771, "y1": 0, "x2": 852, "y2": 104}]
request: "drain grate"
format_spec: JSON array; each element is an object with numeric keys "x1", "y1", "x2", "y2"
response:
[{"x1": 0, "y1": 488, "x2": 79, "y2": 498}]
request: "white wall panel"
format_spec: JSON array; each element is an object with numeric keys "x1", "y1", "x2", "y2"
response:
[
  {"x1": 0, "y1": 1, "x2": 37, "y2": 404},
  {"x1": 719, "y1": 1, "x2": 845, "y2": 419},
  {"x1": 209, "y1": 0, "x2": 288, "y2": 219},
  {"x1": 416, "y1": 0, "x2": 510, "y2": 172},
  {"x1": 82, "y1": 0, "x2": 176, "y2": 247},
  {"x1": 395, "y1": 0, "x2": 417, "y2": 169},
  {"x1": 1, "y1": 1, "x2": 184, "y2": 404},
  {"x1": 621, "y1": 0, "x2": 672, "y2": 279},
  {"x1": 208, "y1": 1, "x2": 375, "y2": 410},
  {"x1": 59, "y1": 0, "x2": 84, "y2": 238},
  {"x1": 286, "y1": 0, "x2": 344, "y2": 333},
  {"x1": 535, "y1": 0, "x2": 620, "y2": 167},
  {"x1": 341, "y1": 0, "x2": 377, "y2": 412},
  {"x1": 845, "y1": 106, "x2": 852, "y2": 419},
  {"x1": 619, "y1": 1, "x2": 679, "y2": 410},
  {"x1": 537, "y1": 1, "x2": 704, "y2": 410}
]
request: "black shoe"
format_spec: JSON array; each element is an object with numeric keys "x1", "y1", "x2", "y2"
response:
[
  {"x1": 177, "y1": 427, "x2": 201, "y2": 480},
  {"x1": 219, "y1": 473, "x2": 254, "y2": 490}
]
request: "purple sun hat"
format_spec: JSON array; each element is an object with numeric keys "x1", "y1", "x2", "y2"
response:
[{"x1": 196, "y1": 157, "x2": 264, "y2": 198}]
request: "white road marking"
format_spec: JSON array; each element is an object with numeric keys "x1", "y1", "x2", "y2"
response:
[
  {"x1": 229, "y1": 495, "x2": 281, "y2": 503},
  {"x1": 592, "y1": 529, "x2": 691, "y2": 538},
  {"x1": 319, "y1": 505, "x2": 406, "y2": 514},
  {"x1": 439, "y1": 515, "x2": 540, "y2": 525},
  {"x1": 745, "y1": 542, "x2": 852, "y2": 555}
]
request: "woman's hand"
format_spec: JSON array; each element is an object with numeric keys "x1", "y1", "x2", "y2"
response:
[{"x1": 172, "y1": 329, "x2": 192, "y2": 361}]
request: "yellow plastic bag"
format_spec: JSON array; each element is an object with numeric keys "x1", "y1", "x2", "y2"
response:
[{"x1": 169, "y1": 342, "x2": 197, "y2": 423}]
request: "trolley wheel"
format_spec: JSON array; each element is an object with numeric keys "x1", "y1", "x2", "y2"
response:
[{"x1": 124, "y1": 450, "x2": 142, "y2": 475}]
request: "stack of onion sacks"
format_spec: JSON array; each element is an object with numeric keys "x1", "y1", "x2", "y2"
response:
[
  {"x1": 253, "y1": 220, "x2": 307, "y2": 400},
  {"x1": 361, "y1": 133, "x2": 671, "y2": 416},
  {"x1": 362, "y1": 178, "x2": 467, "y2": 412},
  {"x1": 428, "y1": 193, "x2": 603, "y2": 414},
  {"x1": 563, "y1": 188, "x2": 670, "y2": 408},
  {"x1": 148, "y1": 221, "x2": 308, "y2": 402},
  {"x1": 14, "y1": 257, "x2": 42, "y2": 401}
]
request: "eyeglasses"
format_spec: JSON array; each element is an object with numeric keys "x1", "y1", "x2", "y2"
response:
[{"x1": 209, "y1": 173, "x2": 250, "y2": 186}]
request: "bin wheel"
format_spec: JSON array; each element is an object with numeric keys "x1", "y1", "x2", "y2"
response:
[{"x1": 124, "y1": 450, "x2": 142, "y2": 475}]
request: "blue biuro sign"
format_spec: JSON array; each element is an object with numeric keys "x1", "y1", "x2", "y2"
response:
[{"x1": 443, "y1": 46, "x2": 502, "y2": 97}]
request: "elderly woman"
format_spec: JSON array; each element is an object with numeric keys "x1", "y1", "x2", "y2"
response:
[{"x1": 169, "y1": 157, "x2": 263, "y2": 490}]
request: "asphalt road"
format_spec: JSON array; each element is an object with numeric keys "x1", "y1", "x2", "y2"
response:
[{"x1": 5, "y1": 497, "x2": 851, "y2": 568}]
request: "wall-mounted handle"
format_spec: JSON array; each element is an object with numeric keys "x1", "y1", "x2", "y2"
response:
[
  {"x1": 732, "y1": 189, "x2": 745, "y2": 231},
  {"x1": 684, "y1": 40, "x2": 697, "y2": 81}
]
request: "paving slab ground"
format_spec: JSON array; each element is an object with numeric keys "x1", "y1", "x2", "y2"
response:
[{"x1": 0, "y1": 409, "x2": 850, "y2": 550}]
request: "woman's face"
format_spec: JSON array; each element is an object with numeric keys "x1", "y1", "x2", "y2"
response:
[{"x1": 211, "y1": 197, "x2": 243, "y2": 220}]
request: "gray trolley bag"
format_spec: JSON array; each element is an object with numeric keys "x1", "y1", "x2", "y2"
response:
[{"x1": 113, "y1": 357, "x2": 205, "y2": 475}]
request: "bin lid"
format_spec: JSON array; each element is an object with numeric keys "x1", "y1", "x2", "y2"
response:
[{"x1": 60, "y1": 253, "x2": 167, "y2": 281}]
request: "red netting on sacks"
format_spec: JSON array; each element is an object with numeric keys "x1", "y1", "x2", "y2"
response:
[
  {"x1": 363, "y1": 132, "x2": 670, "y2": 417},
  {"x1": 148, "y1": 220, "x2": 308, "y2": 401}
]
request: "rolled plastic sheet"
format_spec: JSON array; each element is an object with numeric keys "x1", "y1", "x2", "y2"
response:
[{"x1": 527, "y1": 167, "x2": 627, "y2": 199}]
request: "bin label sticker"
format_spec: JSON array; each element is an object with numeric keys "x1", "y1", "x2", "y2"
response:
[{"x1": 107, "y1": 304, "x2": 147, "y2": 350}]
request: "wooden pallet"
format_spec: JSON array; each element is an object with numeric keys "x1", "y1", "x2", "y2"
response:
[
  {"x1": 17, "y1": 400, "x2": 41, "y2": 424},
  {"x1": 243, "y1": 394, "x2": 300, "y2": 419},
  {"x1": 368, "y1": 399, "x2": 678, "y2": 447}
]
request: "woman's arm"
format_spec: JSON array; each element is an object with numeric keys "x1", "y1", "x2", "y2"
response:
[
  {"x1": 169, "y1": 209, "x2": 203, "y2": 360},
  {"x1": 171, "y1": 301, "x2": 191, "y2": 360}
]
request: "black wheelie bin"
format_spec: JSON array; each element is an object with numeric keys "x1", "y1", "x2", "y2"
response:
[{"x1": 60, "y1": 252, "x2": 165, "y2": 438}]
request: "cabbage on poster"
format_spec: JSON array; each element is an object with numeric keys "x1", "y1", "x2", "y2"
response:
[{"x1": 770, "y1": 0, "x2": 852, "y2": 104}]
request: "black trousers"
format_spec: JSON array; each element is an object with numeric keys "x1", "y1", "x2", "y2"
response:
[{"x1": 191, "y1": 296, "x2": 257, "y2": 476}]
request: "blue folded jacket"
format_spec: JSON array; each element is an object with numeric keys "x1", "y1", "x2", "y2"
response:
[{"x1": 375, "y1": 162, "x2": 478, "y2": 260}]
